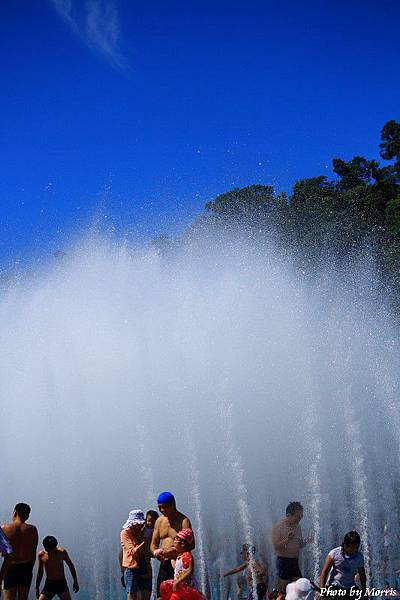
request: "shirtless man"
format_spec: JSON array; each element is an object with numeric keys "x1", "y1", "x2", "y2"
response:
[
  {"x1": 0, "y1": 503, "x2": 38, "y2": 600},
  {"x1": 271, "y1": 502, "x2": 310, "y2": 593},
  {"x1": 35, "y1": 535, "x2": 79, "y2": 599},
  {"x1": 150, "y1": 492, "x2": 193, "y2": 597}
]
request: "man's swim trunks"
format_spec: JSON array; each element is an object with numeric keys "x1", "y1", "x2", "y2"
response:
[
  {"x1": 276, "y1": 556, "x2": 302, "y2": 580},
  {"x1": 41, "y1": 578, "x2": 69, "y2": 598},
  {"x1": 157, "y1": 559, "x2": 175, "y2": 596},
  {"x1": 3, "y1": 561, "x2": 34, "y2": 590}
]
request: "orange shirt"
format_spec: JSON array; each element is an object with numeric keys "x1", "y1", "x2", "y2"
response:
[{"x1": 120, "y1": 529, "x2": 143, "y2": 569}]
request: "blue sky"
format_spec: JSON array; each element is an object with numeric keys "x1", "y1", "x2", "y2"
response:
[{"x1": 1, "y1": 0, "x2": 400, "y2": 263}]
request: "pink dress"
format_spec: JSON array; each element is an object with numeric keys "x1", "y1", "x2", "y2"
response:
[{"x1": 160, "y1": 552, "x2": 206, "y2": 600}]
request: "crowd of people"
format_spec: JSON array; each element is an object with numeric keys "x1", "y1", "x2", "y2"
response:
[{"x1": 0, "y1": 495, "x2": 391, "y2": 600}]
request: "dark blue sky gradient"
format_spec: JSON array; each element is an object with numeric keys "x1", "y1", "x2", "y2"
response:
[{"x1": 1, "y1": 0, "x2": 400, "y2": 263}]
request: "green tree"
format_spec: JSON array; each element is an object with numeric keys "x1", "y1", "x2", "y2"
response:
[
  {"x1": 204, "y1": 184, "x2": 288, "y2": 238},
  {"x1": 332, "y1": 156, "x2": 381, "y2": 190},
  {"x1": 380, "y1": 120, "x2": 400, "y2": 175}
]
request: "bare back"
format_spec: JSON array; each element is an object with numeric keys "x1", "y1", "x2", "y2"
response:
[
  {"x1": 2, "y1": 522, "x2": 38, "y2": 563},
  {"x1": 38, "y1": 548, "x2": 67, "y2": 580}
]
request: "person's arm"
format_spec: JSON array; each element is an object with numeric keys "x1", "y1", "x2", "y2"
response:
[
  {"x1": 0, "y1": 554, "x2": 11, "y2": 584},
  {"x1": 121, "y1": 531, "x2": 145, "y2": 558},
  {"x1": 223, "y1": 562, "x2": 247, "y2": 577},
  {"x1": 0, "y1": 525, "x2": 13, "y2": 583},
  {"x1": 151, "y1": 519, "x2": 163, "y2": 559},
  {"x1": 119, "y1": 547, "x2": 126, "y2": 588},
  {"x1": 162, "y1": 545, "x2": 179, "y2": 559},
  {"x1": 319, "y1": 554, "x2": 334, "y2": 592},
  {"x1": 358, "y1": 567, "x2": 366, "y2": 595},
  {"x1": 173, "y1": 553, "x2": 194, "y2": 591},
  {"x1": 183, "y1": 517, "x2": 195, "y2": 550},
  {"x1": 64, "y1": 551, "x2": 79, "y2": 593},
  {"x1": 33, "y1": 527, "x2": 39, "y2": 555},
  {"x1": 36, "y1": 556, "x2": 44, "y2": 598}
]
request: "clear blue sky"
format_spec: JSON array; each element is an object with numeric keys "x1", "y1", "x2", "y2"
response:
[{"x1": 1, "y1": 0, "x2": 400, "y2": 263}]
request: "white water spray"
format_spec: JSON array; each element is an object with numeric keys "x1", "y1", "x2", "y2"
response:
[{"x1": 1, "y1": 235, "x2": 399, "y2": 596}]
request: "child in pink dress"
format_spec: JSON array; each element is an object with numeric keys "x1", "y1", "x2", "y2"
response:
[{"x1": 160, "y1": 529, "x2": 205, "y2": 600}]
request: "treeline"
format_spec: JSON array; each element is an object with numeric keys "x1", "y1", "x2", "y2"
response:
[{"x1": 158, "y1": 120, "x2": 400, "y2": 307}]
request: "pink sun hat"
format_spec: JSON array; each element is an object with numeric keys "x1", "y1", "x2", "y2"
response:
[{"x1": 176, "y1": 528, "x2": 194, "y2": 546}]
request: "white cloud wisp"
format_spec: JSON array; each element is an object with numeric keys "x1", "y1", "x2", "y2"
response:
[{"x1": 50, "y1": 0, "x2": 125, "y2": 70}]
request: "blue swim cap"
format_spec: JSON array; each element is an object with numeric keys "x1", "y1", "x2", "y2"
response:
[{"x1": 157, "y1": 491, "x2": 175, "y2": 504}]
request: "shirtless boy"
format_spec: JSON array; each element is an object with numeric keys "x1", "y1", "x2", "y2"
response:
[
  {"x1": 35, "y1": 536, "x2": 79, "y2": 600},
  {"x1": 150, "y1": 492, "x2": 193, "y2": 597},
  {"x1": 224, "y1": 544, "x2": 268, "y2": 600},
  {"x1": 272, "y1": 502, "x2": 310, "y2": 592},
  {"x1": 0, "y1": 503, "x2": 38, "y2": 600}
]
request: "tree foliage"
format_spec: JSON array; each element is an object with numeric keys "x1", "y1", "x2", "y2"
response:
[{"x1": 201, "y1": 120, "x2": 400, "y2": 305}]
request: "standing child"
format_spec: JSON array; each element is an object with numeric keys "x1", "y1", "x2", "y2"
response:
[
  {"x1": 159, "y1": 529, "x2": 205, "y2": 600},
  {"x1": 224, "y1": 544, "x2": 268, "y2": 600},
  {"x1": 319, "y1": 531, "x2": 366, "y2": 600},
  {"x1": 142, "y1": 511, "x2": 159, "y2": 600},
  {"x1": 35, "y1": 535, "x2": 79, "y2": 600}
]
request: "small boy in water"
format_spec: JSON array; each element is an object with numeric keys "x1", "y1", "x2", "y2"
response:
[
  {"x1": 35, "y1": 536, "x2": 79, "y2": 599},
  {"x1": 224, "y1": 544, "x2": 268, "y2": 600}
]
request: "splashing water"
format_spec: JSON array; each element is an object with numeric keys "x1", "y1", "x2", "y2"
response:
[{"x1": 1, "y1": 234, "x2": 399, "y2": 597}]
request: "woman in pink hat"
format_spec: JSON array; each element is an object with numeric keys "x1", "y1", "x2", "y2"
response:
[{"x1": 160, "y1": 529, "x2": 205, "y2": 600}]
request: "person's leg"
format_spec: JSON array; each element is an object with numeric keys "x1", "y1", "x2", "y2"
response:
[
  {"x1": 160, "y1": 579, "x2": 174, "y2": 600},
  {"x1": 276, "y1": 578, "x2": 289, "y2": 593},
  {"x1": 59, "y1": 592, "x2": 72, "y2": 600},
  {"x1": 291, "y1": 558, "x2": 302, "y2": 581},
  {"x1": 4, "y1": 564, "x2": 34, "y2": 600},
  {"x1": 256, "y1": 583, "x2": 267, "y2": 600},
  {"x1": 157, "y1": 562, "x2": 170, "y2": 598},
  {"x1": 140, "y1": 586, "x2": 152, "y2": 600},
  {"x1": 276, "y1": 557, "x2": 290, "y2": 593},
  {"x1": 125, "y1": 568, "x2": 140, "y2": 600},
  {"x1": 140, "y1": 570, "x2": 153, "y2": 600},
  {"x1": 15, "y1": 587, "x2": 30, "y2": 600},
  {"x1": 2, "y1": 589, "x2": 17, "y2": 600}
]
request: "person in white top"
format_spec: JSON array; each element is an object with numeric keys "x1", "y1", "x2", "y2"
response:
[{"x1": 320, "y1": 531, "x2": 366, "y2": 600}]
